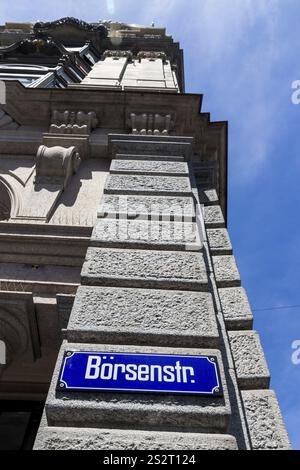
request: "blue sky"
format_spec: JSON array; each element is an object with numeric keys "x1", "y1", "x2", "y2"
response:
[{"x1": 2, "y1": 0, "x2": 300, "y2": 449}]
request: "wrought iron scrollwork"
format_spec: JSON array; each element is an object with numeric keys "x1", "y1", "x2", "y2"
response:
[{"x1": 33, "y1": 17, "x2": 108, "y2": 38}]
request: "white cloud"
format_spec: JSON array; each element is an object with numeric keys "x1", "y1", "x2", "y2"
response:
[
  {"x1": 177, "y1": 0, "x2": 282, "y2": 182},
  {"x1": 107, "y1": 0, "x2": 284, "y2": 181}
]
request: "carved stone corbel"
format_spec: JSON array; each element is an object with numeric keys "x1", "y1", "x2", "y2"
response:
[
  {"x1": 35, "y1": 145, "x2": 81, "y2": 189},
  {"x1": 129, "y1": 112, "x2": 175, "y2": 135},
  {"x1": 102, "y1": 50, "x2": 133, "y2": 60},
  {"x1": 50, "y1": 109, "x2": 98, "y2": 135},
  {"x1": 136, "y1": 51, "x2": 167, "y2": 62}
]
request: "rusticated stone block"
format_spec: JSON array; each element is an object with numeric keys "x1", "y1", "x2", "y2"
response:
[
  {"x1": 207, "y1": 229, "x2": 232, "y2": 255},
  {"x1": 104, "y1": 174, "x2": 192, "y2": 196},
  {"x1": 45, "y1": 342, "x2": 231, "y2": 432},
  {"x1": 110, "y1": 159, "x2": 188, "y2": 176},
  {"x1": 199, "y1": 189, "x2": 219, "y2": 205},
  {"x1": 81, "y1": 247, "x2": 208, "y2": 290},
  {"x1": 90, "y1": 219, "x2": 201, "y2": 251},
  {"x1": 204, "y1": 205, "x2": 225, "y2": 228},
  {"x1": 34, "y1": 427, "x2": 237, "y2": 450},
  {"x1": 218, "y1": 287, "x2": 253, "y2": 330},
  {"x1": 97, "y1": 194, "x2": 195, "y2": 221},
  {"x1": 228, "y1": 331, "x2": 270, "y2": 389},
  {"x1": 212, "y1": 255, "x2": 241, "y2": 287},
  {"x1": 241, "y1": 390, "x2": 291, "y2": 450},
  {"x1": 67, "y1": 286, "x2": 219, "y2": 347}
]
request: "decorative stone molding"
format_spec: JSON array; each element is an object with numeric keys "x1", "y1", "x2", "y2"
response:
[
  {"x1": 137, "y1": 51, "x2": 167, "y2": 62},
  {"x1": 35, "y1": 145, "x2": 81, "y2": 188},
  {"x1": 129, "y1": 112, "x2": 174, "y2": 135},
  {"x1": 0, "y1": 107, "x2": 19, "y2": 130},
  {"x1": 102, "y1": 50, "x2": 133, "y2": 60},
  {"x1": 50, "y1": 110, "x2": 98, "y2": 135}
]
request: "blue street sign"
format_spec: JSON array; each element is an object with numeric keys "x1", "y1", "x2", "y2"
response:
[{"x1": 57, "y1": 351, "x2": 222, "y2": 396}]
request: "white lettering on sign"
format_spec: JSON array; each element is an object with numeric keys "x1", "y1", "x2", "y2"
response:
[{"x1": 85, "y1": 355, "x2": 195, "y2": 384}]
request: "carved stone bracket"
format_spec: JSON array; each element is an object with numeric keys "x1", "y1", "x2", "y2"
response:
[
  {"x1": 129, "y1": 112, "x2": 175, "y2": 135},
  {"x1": 50, "y1": 110, "x2": 98, "y2": 135},
  {"x1": 102, "y1": 50, "x2": 133, "y2": 60},
  {"x1": 35, "y1": 145, "x2": 81, "y2": 189},
  {"x1": 137, "y1": 51, "x2": 167, "y2": 62}
]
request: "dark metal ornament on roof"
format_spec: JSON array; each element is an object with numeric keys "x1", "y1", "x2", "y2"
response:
[
  {"x1": 18, "y1": 38, "x2": 63, "y2": 56},
  {"x1": 33, "y1": 17, "x2": 108, "y2": 38}
]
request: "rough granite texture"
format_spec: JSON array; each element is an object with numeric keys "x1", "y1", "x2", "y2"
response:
[
  {"x1": 34, "y1": 427, "x2": 238, "y2": 450},
  {"x1": 242, "y1": 390, "x2": 291, "y2": 450},
  {"x1": 212, "y1": 255, "x2": 241, "y2": 287},
  {"x1": 115, "y1": 153, "x2": 185, "y2": 162},
  {"x1": 97, "y1": 194, "x2": 195, "y2": 221},
  {"x1": 104, "y1": 174, "x2": 192, "y2": 196},
  {"x1": 199, "y1": 189, "x2": 219, "y2": 205},
  {"x1": 90, "y1": 219, "x2": 200, "y2": 251},
  {"x1": 207, "y1": 229, "x2": 232, "y2": 255},
  {"x1": 110, "y1": 159, "x2": 189, "y2": 176},
  {"x1": 45, "y1": 342, "x2": 231, "y2": 432},
  {"x1": 81, "y1": 247, "x2": 209, "y2": 290},
  {"x1": 218, "y1": 287, "x2": 253, "y2": 330},
  {"x1": 228, "y1": 331, "x2": 270, "y2": 389},
  {"x1": 67, "y1": 286, "x2": 219, "y2": 347},
  {"x1": 204, "y1": 205, "x2": 225, "y2": 227}
]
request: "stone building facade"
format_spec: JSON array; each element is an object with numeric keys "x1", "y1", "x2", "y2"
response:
[{"x1": 0, "y1": 18, "x2": 290, "y2": 450}]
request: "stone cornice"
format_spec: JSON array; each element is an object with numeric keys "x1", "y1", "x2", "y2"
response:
[{"x1": 2, "y1": 81, "x2": 228, "y2": 223}]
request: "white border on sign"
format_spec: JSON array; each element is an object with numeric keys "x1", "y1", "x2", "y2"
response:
[{"x1": 58, "y1": 351, "x2": 221, "y2": 395}]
